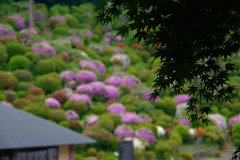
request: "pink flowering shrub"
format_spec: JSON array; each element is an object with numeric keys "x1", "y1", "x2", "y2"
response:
[
  {"x1": 75, "y1": 70, "x2": 97, "y2": 84},
  {"x1": 32, "y1": 42, "x2": 56, "y2": 58},
  {"x1": 108, "y1": 103, "x2": 125, "y2": 114},
  {"x1": 1, "y1": 101, "x2": 14, "y2": 108},
  {"x1": 8, "y1": 15, "x2": 25, "y2": 29},
  {"x1": 65, "y1": 110, "x2": 79, "y2": 120},
  {"x1": 79, "y1": 60, "x2": 106, "y2": 74},
  {"x1": 141, "y1": 90, "x2": 161, "y2": 103},
  {"x1": 229, "y1": 115, "x2": 240, "y2": 127},
  {"x1": 34, "y1": 11, "x2": 45, "y2": 22},
  {"x1": 122, "y1": 112, "x2": 142, "y2": 124},
  {"x1": 60, "y1": 70, "x2": 75, "y2": 82},
  {"x1": 45, "y1": 98, "x2": 61, "y2": 109},
  {"x1": 89, "y1": 82, "x2": 106, "y2": 97},
  {"x1": 50, "y1": 16, "x2": 66, "y2": 23},
  {"x1": 85, "y1": 30, "x2": 93, "y2": 38},
  {"x1": 4, "y1": 90, "x2": 17, "y2": 102},
  {"x1": 179, "y1": 118, "x2": 191, "y2": 127},
  {"x1": 174, "y1": 94, "x2": 191, "y2": 105},
  {"x1": 19, "y1": 29, "x2": 38, "y2": 43},
  {"x1": 104, "y1": 85, "x2": 120, "y2": 100},
  {"x1": 135, "y1": 128, "x2": 156, "y2": 146},
  {"x1": 69, "y1": 94, "x2": 92, "y2": 108},
  {"x1": 114, "y1": 126, "x2": 134, "y2": 140},
  {"x1": 85, "y1": 115, "x2": 99, "y2": 128},
  {"x1": 76, "y1": 84, "x2": 93, "y2": 95},
  {"x1": 104, "y1": 73, "x2": 141, "y2": 87},
  {"x1": 0, "y1": 24, "x2": 16, "y2": 39},
  {"x1": 209, "y1": 114, "x2": 227, "y2": 130}
]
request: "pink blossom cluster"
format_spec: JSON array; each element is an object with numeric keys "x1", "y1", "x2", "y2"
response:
[
  {"x1": 85, "y1": 115, "x2": 98, "y2": 128},
  {"x1": 141, "y1": 90, "x2": 161, "y2": 103},
  {"x1": 229, "y1": 115, "x2": 240, "y2": 127},
  {"x1": 69, "y1": 94, "x2": 92, "y2": 108},
  {"x1": 140, "y1": 115, "x2": 152, "y2": 123},
  {"x1": 1, "y1": 101, "x2": 14, "y2": 108},
  {"x1": 102, "y1": 25, "x2": 112, "y2": 33},
  {"x1": 34, "y1": 11, "x2": 45, "y2": 22},
  {"x1": 75, "y1": 70, "x2": 97, "y2": 84},
  {"x1": 209, "y1": 114, "x2": 227, "y2": 130},
  {"x1": 89, "y1": 44, "x2": 103, "y2": 54},
  {"x1": 60, "y1": 71, "x2": 76, "y2": 82},
  {"x1": 110, "y1": 54, "x2": 131, "y2": 69},
  {"x1": 9, "y1": 15, "x2": 25, "y2": 29},
  {"x1": 174, "y1": 94, "x2": 191, "y2": 105},
  {"x1": 105, "y1": 73, "x2": 141, "y2": 87},
  {"x1": 65, "y1": 110, "x2": 79, "y2": 120},
  {"x1": 114, "y1": 126, "x2": 134, "y2": 140},
  {"x1": 76, "y1": 82, "x2": 120, "y2": 100},
  {"x1": 114, "y1": 36, "x2": 123, "y2": 42},
  {"x1": 50, "y1": 16, "x2": 66, "y2": 23},
  {"x1": 32, "y1": 42, "x2": 56, "y2": 58},
  {"x1": 122, "y1": 112, "x2": 142, "y2": 124},
  {"x1": 19, "y1": 29, "x2": 38, "y2": 43},
  {"x1": 108, "y1": 103, "x2": 125, "y2": 114},
  {"x1": 179, "y1": 118, "x2": 191, "y2": 127},
  {"x1": 135, "y1": 128, "x2": 156, "y2": 145},
  {"x1": 45, "y1": 98, "x2": 61, "y2": 109},
  {"x1": 85, "y1": 30, "x2": 93, "y2": 38},
  {"x1": 63, "y1": 88, "x2": 74, "y2": 98},
  {"x1": 0, "y1": 24, "x2": 16, "y2": 38},
  {"x1": 79, "y1": 60, "x2": 106, "y2": 74}
]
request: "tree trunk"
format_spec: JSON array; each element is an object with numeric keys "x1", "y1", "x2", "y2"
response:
[{"x1": 29, "y1": 0, "x2": 34, "y2": 29}]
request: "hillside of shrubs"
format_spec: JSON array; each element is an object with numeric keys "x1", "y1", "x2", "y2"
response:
[{"x1": 1, "y1": 1, "x2": 240, "y2": 160}]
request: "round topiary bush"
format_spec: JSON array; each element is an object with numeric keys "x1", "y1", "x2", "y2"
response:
[
  {"x1": 0, "y1": 71, "x2": 18, "y2": 90},
  {"x1": 65, "y1": 15, "x2": 79, "y2": 28},
  {"x1": 23, "y1": 103, "x2": 50, "y2": 119},
  {"x1": 63, "y1": 100, "x2": 88, "y2": 116},
  {"x1": 98, "y1": 118, "x2": 115, "y2": 132},
  {"x1": 13, "y1": 69, "x2": 32, "y2": 81},
  {"x1": 50, "y1": 57, "x2": 66, "y2": 73},
  {"x1": 155, "y1": 140, "x2": 171, "y2": 159},
  {"x1": 179, "y1": 152, "x2": 194, "y2": 160},
  {"x1": 35, "y1": 59, "x2": 56, "y2": 75},
  {"x1": 82, "y1": 126, "x2": 118, "y2": 151},
  {"x1": 17, "y1": 82, "x2": 34, "y2": 91},
  {"x1": 92, "y1": 105, "x2": 108, "y2": 115},
  {"x1": 155, "y1": 97, "x2": 176, "y2": 116},
  {"x1": 48, "y1": 109, "x2": 67, "y2": 123},
  {"x1": 0, "y1": 44, "x2": 8, "y2": 68},
  {"x1": 27, "y1": 87, "x2": 44, "y2": 96},
  {"x1": 51, "y1": 91, "x2": 68, "y2": 104},
  {"x1": 8, "y1": 55, "x2": 30, "y2": 71},
  {"x1": 53, "y1": 27, "x2": 69, "y2": 37},
  {"x1": 35, "y1": 74, "x2": 62, "y2": 93},
  {"x1": 68, "y1": 119, "x2": 82, "y2": 132},
  {"x1": 5, "y1": 42, "x2": 27, "y2": 58},
  {"x1": 12, "y1": 98, "x2": 33, "y2": 109},
  {"x1": 133, "y1": 101, "x2": 154, "y2": 114},
  {"x1": 25, "y1": 52, "x2": 39, "y2": 65}
]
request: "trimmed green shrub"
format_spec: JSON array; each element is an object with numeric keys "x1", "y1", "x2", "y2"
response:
[
  {"x1": 13, "y1": 70, "x2": 32, "y2": 81},
  {"x1": 50, "y1": 57, "x2": 67, "y2": 73},
  {"x1": 25, "y1": 52, "x2": 39, "y2": 65},
  {"x1": 59, "y1": 121, "x2": 69, "y2": 128},
  {"x1": 101, "y1": 47, "x2": 114, "y2": 56},
  {"x1": 74, "y1": 154, "x2": 83, "y2": 160},
  {"x1": 133, "y1": 101, "x2": 154, "y2": 114},
  {"x1": 49, "y1": 109, "x2": 67, "y2": 123},
  {"x1": 119, "y1": 85, "x2": 132, "y2": 95},
  {"x1": 8, "y1": 55, "x2": 30, "y2": 71},
  {"x1": 0, "y1": 37, "x2": 18, "y2": 44},
  {"x1": 0, "y1": 44, "x2": 7, "y2": 67},
  {"x1": 134, "y1": 149, "x2": 144, "y2": 160},
  {"x1": 155, "y1": 97, "x2": 176, "y2": 116},
  {"x1": 100, "y1": 156, "x2": 117, "y2": 160},
  {"x1": 35, "y1": 59, "x2": 56, "y2": 75},
  {"x1": 98, "y1": 118, "x2": 115, "y2": 132},
  {"x1": 204, "y1": 125, "x2": 225, "y2": 149},
  {"x1": 92, "y1": 105, "x2": 108, "y2": 114},
  {"x1": 5, "y1": 42, "x2": 27, "y2": 58},
  {"x1": 27, "y1": 87, "x2": 44, "y2": 96},
  {"x1": 155, "y1": 140, "x2": 171, "y2": 159},
  {"x1": 82, "y1": 126, "x2": 118, "y2": 151},
  {"x1": 234, "y1": 139, "x2": 240, "y2": 148},
  {"x1": 49, "y1": 18, "x2": 61, "y2": 29},
  {"x1": 120, "y1": 95, "x2": 140, "y2": 105},
  {"x1": 100, "y1": 113, "x2": 122, "y2": 128},
  {"x1": 68, "y1": 120, "x2": 82, "y2": 132},
  {"x1": 23, "y1": 103, "x2": 49, "y2": 119},
  {"x1": 51, "y1": 91, "x2": 68, "y2": 104},
  {"x1": 179, "y1": 152, "x2": 194, "y2": 160},
  {"x1": 138, "y1": 70, "x2": 151, "y2": 82},
  {"x1": 17, "y1": 82, "x2": 34, "y2": 91},
  {"x1": 92, "y1": 34, "x2": 100, "y2": 42},
  {"x1": 86, "y1": 148, "x2": 98, "y2": 156},
  {"x1": 12, "y1": 98, "x2": 33, "y2": 109},
  {"x1": 28, "y1": 95, "x2": 46, "y2": 103},
  {"x1": 53, "y1": 27, "x2": 69, "y2": 37},
  {"x1": 63, "y1": 100, "x2": 88, "y2": 116},
  {"x1": 65, "y1": 15, "x2": 79, "y2": 28},
  {"x1": 232, "y1": 123, "x2": 240, "y2": 140},
  {"x1": 173, "y1": 124, "x2": 190, "y2": 143},
  {"x1": 169, "y1": 131, "x2": 183, "y2": 145},
  {"x1": 145, "y1": 151, "x2": 157, "y2": 160},
  {"x1": 0, "y1": 71, "x2": 18, "y2": 90},
  {"x1": 36, "y1": 74, "x2": 62, "y2": 93},
  {"x1": 17, "y1": 91, "x2": 27, "y2": 98}
]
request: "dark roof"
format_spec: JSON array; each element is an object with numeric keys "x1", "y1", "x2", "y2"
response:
[{"x1": 0, "y1": 103, "x2": 95, "y2": 150}]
